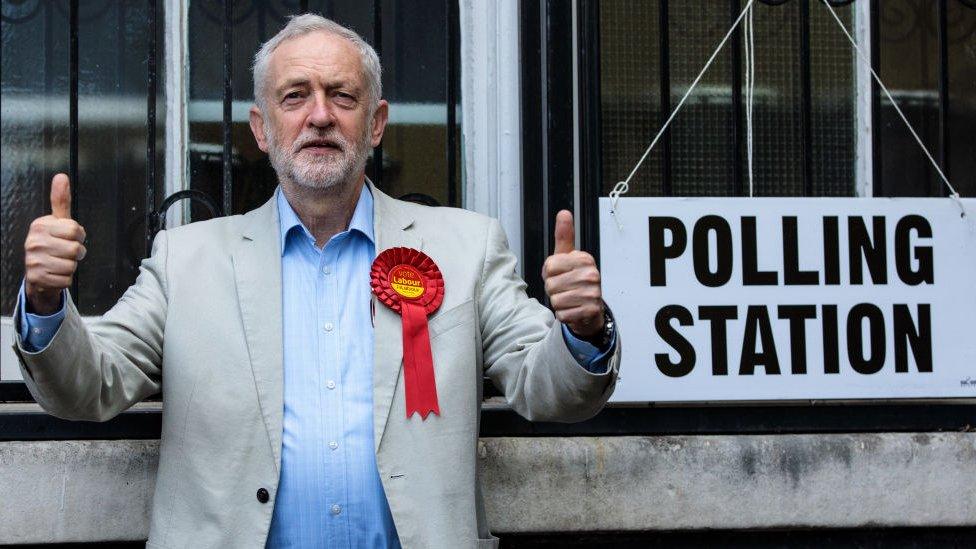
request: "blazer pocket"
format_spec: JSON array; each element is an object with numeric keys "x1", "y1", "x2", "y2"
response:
[{"x1": 428, "y1": 299, "x2": 475, "y2": 339}]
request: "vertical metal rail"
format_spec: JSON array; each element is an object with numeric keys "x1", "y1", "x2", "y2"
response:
[
  {"x1": 937, "y1": 0, "x2": 950, "y2": 196},
  {"x1": 146, "y1": 0, "x2": 158, "y2": 255},
  {"x1": 577, "y1": 0, "x2": 603, "y2": 255},
  {"x1": 222, "y1": 0, "x2": 233, "y2": 215},
  {"x1": 730, "y1": 0, "x2": 744, "y2": 196},
  {"x1": 371, "y1": 0, "x2": 384, "y2": 187},
  {"x1": 799, "y1": 0, "x2": 813, "y2": 196},
  {"x1": 869, "y1": 0, "x2": 882, "y2": 196},
  {"x1": 658, "y1": 0, "x2": 672, "y2": 196},
  {"x1": 445, "y1": 0, "x2": 458, "y2": 207},
  {"x1": 68, "y1": 0, "x2": 80, "y2": 303}
]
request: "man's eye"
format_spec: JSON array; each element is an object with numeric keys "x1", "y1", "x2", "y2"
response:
[
  {"x1": 283, "y1": 91, "x2": 303, "y2": 102},
  {"x1": 334, "y1": 93, "x2": 356, "y2": 105}
]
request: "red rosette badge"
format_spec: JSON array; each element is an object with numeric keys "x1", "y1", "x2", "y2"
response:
[{"x1": 371, "y1": 247, "x2": 445, "y2": 419}]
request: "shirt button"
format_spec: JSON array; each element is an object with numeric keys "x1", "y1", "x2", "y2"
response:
[
  {"x1": 329, "y1": 441, "x2": 338, "y2": 450},
  {"x1": 323, "y1": 266, "x2": 331, "y2": 275},
  {"x1": 324, "y1": 322, "x2": 334, "y2": 332},
  {"x1": 331, "y1": 504, "x2": 341, "y2": 515},
  {"x1": 326, "y1": 380, "x2": 336, "y2": 390}
]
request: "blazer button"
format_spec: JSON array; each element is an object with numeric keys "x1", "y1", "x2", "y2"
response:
[{"x1": 256, "y1": 488, "x2": 270, "y2": 503}]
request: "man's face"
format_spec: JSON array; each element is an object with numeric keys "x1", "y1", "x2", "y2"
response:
[{"x1": 250, "y1": 31, "x2": 388, "y2": 191}]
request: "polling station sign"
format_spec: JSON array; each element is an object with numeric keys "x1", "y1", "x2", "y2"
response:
[{"x1": 599, "y1": 197, "x2": 976, "y2": 402}]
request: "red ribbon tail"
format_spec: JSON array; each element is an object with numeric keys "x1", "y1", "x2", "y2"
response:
[{"x1": 401, "y1": 302, "x2": 440, "y2": 419}]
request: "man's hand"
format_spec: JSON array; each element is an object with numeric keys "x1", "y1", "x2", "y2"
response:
[
  {"x1": 24, "y1": 173, "x2": 87, "y2": 315},
  {"x1": 542, "y1": 210, "x2": 605, "y2": 339}
]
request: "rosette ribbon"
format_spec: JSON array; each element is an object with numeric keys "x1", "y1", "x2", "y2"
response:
[{"x1": 370, "y1": 247, "x2": 445, "y2": 419}]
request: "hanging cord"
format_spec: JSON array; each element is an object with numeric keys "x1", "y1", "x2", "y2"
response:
[
  {"x1": 744, "y1": 2, "x2": 756, "y2": 197},
  {"x1": 609, "y1": 0, "x2": 757, "y2": 229},
  {"x1": 821, "y1": 0, "x2": 965, "y2": 217}
]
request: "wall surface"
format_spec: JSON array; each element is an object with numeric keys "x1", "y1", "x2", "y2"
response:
[{"x1": 1, "y1": 433, "x2": 974, "y2": 543}]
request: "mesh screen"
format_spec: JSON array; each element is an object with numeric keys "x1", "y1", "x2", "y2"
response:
[{"x1": 599, "y1": 0, "x2": 856, "y2": 197}]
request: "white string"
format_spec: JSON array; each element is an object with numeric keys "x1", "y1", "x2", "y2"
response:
[
  {"x1": 609, "y1": 0, "x2": 757, "y2": 227},
  {"x1": 744, "y1": 3, "x2": 756, "y2": 197},
  {"x1": 820, "y1": 0, "x2": 965, "y2": 217}
]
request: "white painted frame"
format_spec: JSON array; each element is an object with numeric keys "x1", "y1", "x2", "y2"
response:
[{"x1": 459, "y1": 0, "x2": 523, "y2": 272}]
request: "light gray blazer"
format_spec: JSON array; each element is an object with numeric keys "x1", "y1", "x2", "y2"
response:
[{"x1": 13, "y1": 182, "x2": 620, "y2": 549}]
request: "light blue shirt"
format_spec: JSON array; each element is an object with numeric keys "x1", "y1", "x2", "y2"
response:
[{"x1": 18, "y1": 185, "x2": 614, "y2": 547}]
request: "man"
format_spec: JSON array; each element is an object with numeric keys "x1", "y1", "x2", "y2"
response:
[{"x1": 14, "y1": 14, "x2": 619, "y2": 549}]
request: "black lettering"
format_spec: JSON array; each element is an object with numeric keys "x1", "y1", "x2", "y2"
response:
[
  {"x1": 655, "y1": 305, "x2": 696, "y2": 377},
  {"x1": 777, "y1": 305, "x2": 817, "y2": 374},
  {"x1": 895, "y1": 215, "x2": 934, "y2": 285},
  {"x1": 894, "y1": 304, "x2": 932, "y2": 373},
  {"x1": 692, "y1": 216, "x2": 734, "y2": 287},
  {"x1": 824, "y1": 216, "x2": 840, "y2": 285},
  {"x1": 739, "y1": 305, "x2": 781, "y2": 375},
  {"x1": 698, "y1": 306, "x2": 738, "y2": 375},
  {"x1": 847, "y1": 303, "x2": 886, "y2": 374},
  {"x1": 783, "y1": 217, "x2": 819, "y2": 285},
  {"x1": 848, "y1": 216, "x2": 887, "y2": 284},
  {"x1": 742, "y1": 217, "x2": 778, "y2": 285},
  {"x1": 649, "y1": 217, "x2": 687, "y2": 286},
  {"x1": 822, "y1": 305, "x2": 840, "y2": 374}
]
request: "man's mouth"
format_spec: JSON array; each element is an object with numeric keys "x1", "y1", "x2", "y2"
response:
[{"x1": 298, "y1": 140, "x2": 343, "y2": 154}]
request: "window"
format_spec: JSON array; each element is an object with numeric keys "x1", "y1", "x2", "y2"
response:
[{"x1": 0, "y1": 0, "x2": 461, "y2": 392}]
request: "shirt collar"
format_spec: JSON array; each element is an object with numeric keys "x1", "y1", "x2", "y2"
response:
[{"x1": 276, "y1": 183, "x2": 375, "y2": 255}]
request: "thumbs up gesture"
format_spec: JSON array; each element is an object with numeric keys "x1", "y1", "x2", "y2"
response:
[
  {"x1": 23, "y1": 173, "x2": 87, "y2": 315},
  {"x1": 542, "y1": 210, "x2": 605, "y2": 339}
]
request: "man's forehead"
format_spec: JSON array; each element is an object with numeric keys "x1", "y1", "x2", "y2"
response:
[{"x1": 269, "y1": 31, "x2": 363, "y2": 84}]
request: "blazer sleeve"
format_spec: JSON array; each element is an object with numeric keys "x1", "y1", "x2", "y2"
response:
[
  {"x1": 12, "y1": 231, "x2": 169, "y2": 422},
  {"x1": 477, "y1": 218, "x2": 620, "y2": 422}
]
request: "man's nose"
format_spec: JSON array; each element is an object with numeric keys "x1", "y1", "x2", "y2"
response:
[{"x1": 307, "y1": 93, "x2": 335, "y2": 128}]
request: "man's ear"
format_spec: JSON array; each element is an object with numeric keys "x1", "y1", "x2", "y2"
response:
[
  {"x1": 249, "y1": 105, "x2": 269, "y2": 153},
  {"x1": 370, "y1": 99, "x2": 389, "y2": 148}
]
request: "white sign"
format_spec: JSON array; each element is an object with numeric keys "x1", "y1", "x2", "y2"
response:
[{"x1": 600, "y1": 197, "x2": 976, "y2": 403}]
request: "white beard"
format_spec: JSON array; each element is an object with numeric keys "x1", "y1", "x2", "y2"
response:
[{"x1": 265, "y1": 119, "x2": 372, "y2": 191}]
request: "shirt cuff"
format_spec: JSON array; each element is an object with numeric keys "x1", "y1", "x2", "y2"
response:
[
  {"x1": 17, "y1": 282, "x2": 67, "y2": 353},
  {"x1": 561, "y1": 324, "x2": 616, "y2": 374}
]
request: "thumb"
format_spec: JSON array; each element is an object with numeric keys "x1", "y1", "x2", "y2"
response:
[
  {"x1": 50, "y1": 173, "x2": 72, "y2": 219},
  {"x1": 553, "y1": 209, "x2": 575, "y2": 254}
]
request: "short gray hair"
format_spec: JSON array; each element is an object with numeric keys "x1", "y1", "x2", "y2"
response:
[{"x1": 252, "y1": 14, "x2": 382, "y2": 111}]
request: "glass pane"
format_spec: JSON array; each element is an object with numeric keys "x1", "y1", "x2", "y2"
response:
[
  {"x1": 1, "y1": 1, "x2": 68, "y2": 316},
  {"x1": 1, "y1": 1, "x2": 163, "y2": 316},
  {"x1": 378, "y1": 0, "x2": 453, "y2": 206},
  {"x1": 947, "y1": 0, "x2": 976, "y2": 197},
  {"x1": 599, "y1": 0, "x2": 661, "y2": 196},
  {"x1": 810, "y1": 3, "x2": 855, "y2": 197},
  {"x1": 876, "y1": 0, "x2": 941, "y2": 197}
]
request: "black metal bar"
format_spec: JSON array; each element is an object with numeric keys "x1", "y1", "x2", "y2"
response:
[
  {"x1": 146, "y1": 0, "x2": 158, "y2": 255},
  {"x1": 578, "y1": 0, "x2": 602, "y2": 256},
  {"x1": 300, "y1": 0, "x2": 309, "y2": 13},
  {"x1": 658, "y1": 0, "x2": 672, "y2": 196},
  {"x1": 937, "y1": 0, "x2": 950, "y2": 196},
  {"x1": 545, "y1": 0, "x2": 575, "y2": 233},
  {"x1": 371, "y1": 0, "x2": 384, "y2": 188},
  {"x1": 69, "y1": 0, "x2": 80, "y2": 303},
  {"x1": 799, "y1": 0, "x2": 813, "y2": 196},
  {"x1": 730, "y1": 0, "x2": 744, "y2": 196},
  {"x1": 870, "y1": 0, "x2": 882, "y2": 196},
  {"x1": 520, "y1": 0, "x2": 546, "y2": 302},
  {"x1": 222, "y1": 0, "x2": 233, "y2": 216},
  {"x1": 445, "y1": 0, "x2": 458, "y2": 207}
]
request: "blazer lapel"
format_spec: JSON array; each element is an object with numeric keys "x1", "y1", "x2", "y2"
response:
[
  {"x1": 370, "y1": 183, "x2": 422, "y2": 452},
  {"x1": 231, "y1": 195, "x2": 285, "y2": 471}
]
